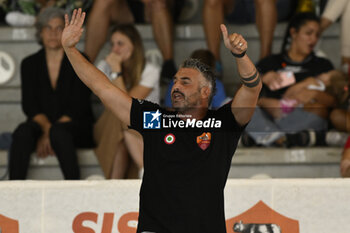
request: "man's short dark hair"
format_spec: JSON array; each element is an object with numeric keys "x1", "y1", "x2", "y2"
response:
[{"x1": 180, "y1": 58, "x2": 217, "y2": 104}]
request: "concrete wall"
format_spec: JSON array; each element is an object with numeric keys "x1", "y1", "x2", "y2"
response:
[{"x1": 0, "y1": 179, "x2": 349, "y2": 233}]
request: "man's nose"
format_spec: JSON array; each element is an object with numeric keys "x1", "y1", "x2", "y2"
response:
[{"x1": 172, "y1": 85, "x2": 180, "y2": 95}]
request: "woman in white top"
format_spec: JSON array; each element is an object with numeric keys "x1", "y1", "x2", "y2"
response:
[{"x1": 94, "y1": 24, "x2": 160, "y2": 179}]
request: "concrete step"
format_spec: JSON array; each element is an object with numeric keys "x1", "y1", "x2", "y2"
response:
[
  {"x1": 0, "y1": 149, "x2": 104, "y2": 180},
  {"x1": 229, "y1": 147, "x2": 342, "y2": 179},
  {"x1": 0, "y1": 147, "x2": 342, "y2": 180}
]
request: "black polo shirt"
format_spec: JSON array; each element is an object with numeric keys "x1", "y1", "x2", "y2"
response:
[{"x1": 130, "y1": 98, "x2": 245, "y2": 233}]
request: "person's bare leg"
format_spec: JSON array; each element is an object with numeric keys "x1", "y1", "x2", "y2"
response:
[
  {"x1": 84, "y1": 0, "x2": 133, "y2": 63},
  {"x1": 303, "y1": 102, "x2": 329, "y2": 120},
  {"x1": 203, "y1": 0, "x2": 226, "y2": 61},
  {"x1": 146, "y1": 0, "x2": 177, "y2": 80},
  {"x1": 84, "y1": 0, "x2": 114, "y2": 62},
  {"x1": 124, "y1": 129, "x2": 143, "y2": 169},
  {"x1": 255, "y1": 0, "x2": 277, "y2": 59},
  {"x1": 146, "y1": 0, "x2": 173, "y2": 61},
  {"x1": 110, "y1": 141, "x2": 129, "y2": 179},
  {"x1": 330, "y1": 109, "x2": 350, "y2": 132}
]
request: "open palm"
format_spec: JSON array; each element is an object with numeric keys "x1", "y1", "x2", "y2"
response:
[{"x1": 61, "y1": 8, "x2": 85, "y2": 49}]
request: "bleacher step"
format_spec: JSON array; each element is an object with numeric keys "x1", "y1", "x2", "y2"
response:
[{"x1": 0, "y1": 147, "x2": 342, "y2": 180}]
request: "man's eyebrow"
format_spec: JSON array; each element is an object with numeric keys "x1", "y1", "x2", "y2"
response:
[
  {"x1": 179, "y1": 77, "x2": 191, "y2": 81},
  {"x1": 173, "y1": 76, "x2": 192, "y2": 82}
]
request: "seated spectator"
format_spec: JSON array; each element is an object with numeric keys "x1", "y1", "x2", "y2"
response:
[
  {"x1": 243, "y1": 12, "x2": 335, "y2": 147},
  {"x1": 202, "y1": 0, "x2": 296, "y2": 76},
  {"x1": 320, "y1": 0, "x2": 350, "y2": 74},
  {"x1": 84, "y1": 0, "x2": 184, "y2": 82},
  {"x1": 94, "y1": 24, "x2": 160, "y2": 179},
  {"x1": 164, "y1": 49, "x2": 229, "y2": 109},
  {"x1": 9, "y1": 7, "x2": 95, "y2": 180}
]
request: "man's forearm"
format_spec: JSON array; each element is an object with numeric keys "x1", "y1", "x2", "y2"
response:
[
  {"x1": 236, "y1": 54, "x2": 257, "y2": 78},
  {"x1": 235, "y1": 54, "x2": 262, "y2": 92},
  {"x1": 231, "y1": 54, "x2": 262, "y2": 125},
  {"x1": 63, "y1": 47, "x2": 132, "y2": 125}
]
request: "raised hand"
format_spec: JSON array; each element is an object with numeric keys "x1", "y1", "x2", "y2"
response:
[
  {"x1": 61, "y1": 8, "x2": 86, "y2": 49},
  {"x1": 220, "y1": 24, "x2": 247, "y2": 56}
]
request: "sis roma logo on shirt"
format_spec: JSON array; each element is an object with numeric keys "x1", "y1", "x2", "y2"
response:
[{"x1": 143, "y1": 110, "x2": 222, "y2": 129}]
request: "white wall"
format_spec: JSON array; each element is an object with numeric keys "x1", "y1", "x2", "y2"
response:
[{"x1": 0, "y1": 179, "x2": 349, "y2": 233}]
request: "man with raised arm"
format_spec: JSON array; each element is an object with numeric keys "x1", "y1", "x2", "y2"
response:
[{"x1": 62, "y1": 8, "x2": 261, "y2": 233}]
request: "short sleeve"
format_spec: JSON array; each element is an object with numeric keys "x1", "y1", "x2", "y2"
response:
[
  {"x1": 316, "y1": 57, "x2": 334, "y2": 74},
  {"x1": 129, "y1": 98, "x2": 162, "y2": 133},
  {"x1": 139, "y1": 63, "x2": 160, "y2": 88},
  {"x1": 215, "y1": 102, "x2": 247, "y2": 133},
  {"x1": 256, "y1": 56, "x2": 277, "y2": 74}
]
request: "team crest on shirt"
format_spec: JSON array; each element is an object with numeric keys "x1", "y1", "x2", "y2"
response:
[
  {"x1": 164, "y1": 133, "x2": 175, "y2": 144},
  {"x1": 196, "y1": 132, "x2": 211, "y2": 151}
]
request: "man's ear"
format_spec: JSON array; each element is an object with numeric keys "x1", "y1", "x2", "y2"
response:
[{"x1": 201, "y1": 86, "x2": 211, "y2": 100}]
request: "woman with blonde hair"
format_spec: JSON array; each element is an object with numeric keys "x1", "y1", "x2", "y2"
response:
[{"x1": 94, "y1": 24, "x2": 160, "y2": 179}]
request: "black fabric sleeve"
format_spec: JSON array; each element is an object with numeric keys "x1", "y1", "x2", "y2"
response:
[
  {"x1": 317, "y1": 57, "x2": 334, "y2": 74},
  {"x1": 129, "y1": 98, "x2": 161, "y2": 133},
  {"x1": 20, "y1": 57, "x2": 41, "y2": 119},
  {"x1": 256, "y1": 56, "x2": 276, "y2": 75},
  {"x1": 216, "y1": 101, "x2": 247, "y2": 133}
]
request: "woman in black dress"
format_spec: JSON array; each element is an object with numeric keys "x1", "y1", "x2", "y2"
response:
[{"x1": 9, "y1": 7, "x2": 94, "y2": 180}]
